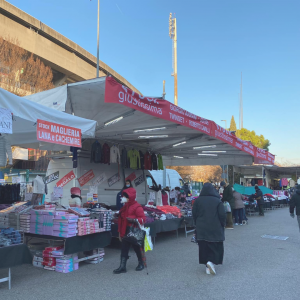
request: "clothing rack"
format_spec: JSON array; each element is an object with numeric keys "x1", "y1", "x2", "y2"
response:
[{"x1": 84, "y1": 138, "x2": 153, "y2": 152}]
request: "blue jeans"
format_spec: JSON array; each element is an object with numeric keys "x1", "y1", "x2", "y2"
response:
[{"x1": 233, "y1": 208, "x2": 243, "y2": 224}]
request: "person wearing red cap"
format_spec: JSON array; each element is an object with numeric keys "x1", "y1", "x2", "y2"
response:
[
  {"x1": 69, "y1": 187, "x2": 82, "y2": 208},
  {"x1": 113, "y1": 187, "x2": 146, "y2": 274}
]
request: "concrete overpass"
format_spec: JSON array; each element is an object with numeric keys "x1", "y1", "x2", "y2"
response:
[{"x1": 0, "y1": 0, "x2": 140, "y2": 92}]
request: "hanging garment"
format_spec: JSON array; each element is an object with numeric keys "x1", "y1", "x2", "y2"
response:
[
  {"x1": 144, "y1": 152, "x2": 152, "y2": 170},
  {"x1": 157, "y1": 154, "x2": 163, "y2": 170},
  {"x1": 289, "y1": 179, "x2": 295, "y2": 187},
  {"x1": 116, "y1": 191, "x2": 124, "y2": 210},
  {"x1": 0, "y1": 184, "x2": 21, "y2": 204},
  {"x1": 281, "y1": 178, "x2": 289, "y2": 186},
  {"x1": 162, "y1": 192, "x2": 168, "y2": 205},
  {"x1": 110, "y1": 145, "x2": 120, "y2": 164},
  {"x1": 33, "y1": 176, "x2": 45, "y2": 194},
  {"x1": 70, "y1": 146, "x2": 79, "y2": 168},
  {"x1": 27, "y1": 184, "x2": 33, "y2": 193},
  {"x1": 156, "y1": 190, "x2": 163, "y2": 206},
  {"x1": 101, "y1": 143, "x2": 110, "y2": 164},
  {"x1": 90, "y1": 141, "x2": 102, "y2": 163},
  {"x1": 139, "y1": 151, "x2": 145, "y2": 170},
  {"x1": 0, "y1": 135, "x2": 12, "y2": 167},
  {"x1": 151, "y1": 153, "x2": 158, "y2": 171},
  {"x1": 121, "y1": 148, "x2": 129, "y2": 168},
  {"x1": 127, "y1": 149, "x2": 141, "y2": 170}
]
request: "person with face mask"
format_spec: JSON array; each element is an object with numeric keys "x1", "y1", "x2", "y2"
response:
[
  {"x1": 115, "y1": 180, "x2": 133, "y2": 210},
  {"x1": 113, "y1": 187, "x2": 146, "y2": 274}
]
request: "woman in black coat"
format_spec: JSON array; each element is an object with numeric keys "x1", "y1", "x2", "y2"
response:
[{"x1": 192, "y1": 183, "x2": 226, "y2": 275}]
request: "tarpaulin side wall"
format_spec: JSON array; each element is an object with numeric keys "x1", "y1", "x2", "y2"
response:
[
  {"x1": 104, "y1": 77, "x2": 275, "y2": 165},
  {"x1": 233, "y1": 183, "x2": 273, "y2": 195},
  {"x1": 0, "y1": 87, "x2": 97, "y2": 150}
]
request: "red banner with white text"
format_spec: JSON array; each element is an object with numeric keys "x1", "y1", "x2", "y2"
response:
[
  {"x1": 37, "y1": 119, "x2": 82, "y2": 148},
  {"x1": 104, "y1": 77, "x2": 274, "y2": 165}
]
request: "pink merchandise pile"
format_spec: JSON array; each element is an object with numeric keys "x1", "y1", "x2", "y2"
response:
[{"x1": 28, "y1": 206, "x2": 112, "y2": 238}]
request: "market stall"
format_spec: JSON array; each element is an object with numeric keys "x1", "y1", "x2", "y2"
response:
[{"x1": 0, "y1": 87, "x2": 102, "y2": 285}]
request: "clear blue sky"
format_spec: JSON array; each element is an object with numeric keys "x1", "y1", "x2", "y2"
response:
[{"x1": 8, "y1": 0, "x2": 300, "y2": 164}]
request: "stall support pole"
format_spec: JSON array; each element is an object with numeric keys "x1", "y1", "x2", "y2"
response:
[
  {"x1": 163, "y1": 166, "x2": 166, "y2": 188},
  {"x1": 143, "y1": 169, "x2": 147, "y2": 205}
]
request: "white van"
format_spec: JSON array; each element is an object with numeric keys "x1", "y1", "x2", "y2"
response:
[
  {"x1": 149, "y1": 169, "x2": 184, "y2": 190},
  {"x1": 45, "y1": 157, "x2": 183, "y2": 207}
]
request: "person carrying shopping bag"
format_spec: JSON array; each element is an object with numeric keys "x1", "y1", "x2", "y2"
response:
[
  {"x1": 113, "y1": 187, "x2": 146, "y2": 274},
  {"x1": 221, "y1": 181, "x2": 235, "y2": 229}
]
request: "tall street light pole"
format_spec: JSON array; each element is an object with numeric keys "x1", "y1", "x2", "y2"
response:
[
  {"x1": 221, "y1": 120, "x2": 227, "y2": 130},
  {"x1": 169, "y1": 13, "x2": 178, "y2": 105},
  {"x1": 96, "y1": 0, "x2": 100, "y2": 78}
]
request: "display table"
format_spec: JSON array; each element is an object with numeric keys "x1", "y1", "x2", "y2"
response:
[
  {"x1": 111, "y1": 217, "x2": 184, "y2": 244},
  {"x1": 0, "y1": 244, "x2": 32, "y2": 290},
  {"x1": 24, "y1": 232, "x2": 112, "y2": 255},
  {"x1": 183, "y1": 217, "x2": 195, "y2": 237}
]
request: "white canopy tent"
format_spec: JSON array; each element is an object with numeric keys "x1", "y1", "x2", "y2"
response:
[
  {"x1": 0, "y1": 87, "x2": 97, "y2": 150},
  {"x1": 25, "y1": 77, "x2": 268, "y2": 166}
]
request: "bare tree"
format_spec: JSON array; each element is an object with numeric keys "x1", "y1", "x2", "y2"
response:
[
  {"x1": 168, "y1": 165, "x2": 223, "y2": 183},
  {"x1": 0, "y1": 35, "x2": 54, "y2": 96}
]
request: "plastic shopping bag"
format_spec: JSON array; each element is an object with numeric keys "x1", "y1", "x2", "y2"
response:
[
  {"x1": 136, "y1": 221, "x2": 153, "y2": 251},
  {"x1": 223, "y1": 201, "x2": 231, "y2": 213},
  {"x1": 143, "y1": 227, "x2": 153, "y2": 252}
]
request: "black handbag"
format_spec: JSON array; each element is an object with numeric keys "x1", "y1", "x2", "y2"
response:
[{"x1": 123, "y1": 225, "x2": 145, "y2": 247}]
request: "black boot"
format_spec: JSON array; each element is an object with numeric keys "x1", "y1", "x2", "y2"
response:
[
  {"x1": 113, "y1": 257, "x2": 127, "y2": 274},
  {"x1": 136, "y1": 260, "x2": 144, "y2": 271}
]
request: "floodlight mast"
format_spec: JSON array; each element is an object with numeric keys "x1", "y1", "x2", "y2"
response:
[{"x1": 169, "y1": 13, "x2": 178, "y2": 106}]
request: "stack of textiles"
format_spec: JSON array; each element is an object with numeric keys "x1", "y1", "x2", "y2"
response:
[
  {"x1": 68, "y1": 207, "x2": 90, "y2": 217},
  {"x1": 0, "y1": 212, "x2": 9, "y2": 228},
  {"x1": 30, "y1": 210, "x2": 55, "y2": 235},
  {"x1": 84, "y1": 248, "x2": 105, "y2": 264},
  {"x1": 90, "y1": 210, "x2": 113, "y2": 232},
  {"x1": 19, "y1": 214, "x2": 31, "y2": 233},
  {"x1": 8, "y1": 212, "x2": 18, "y2": 229},
  {"x1": 45, "y1": 204, "x2": 56, "y2": 210},
  {"x1": 32, "y1": 251, "x2": 44, "y2": 268},
  {"x1": 52, "y1": 249, "x2": 79, "y2": 273},
  {"x1": 0, "y1": 227, "x2": 22, "y2": 247},
  {"x1": 143, "y1": 206, "x2": 165, "y2": 222},
  {"x1": 77, "y1": 217, "x2": 101, "y2": 236},
  {"x1": 156, "y1": 205, "x2": 182, "y2": 218},
  {"x1": 42, "y1": 245, "x2": 63, "y2": 271},
  {"x1": 53, "y1": 212, "x2": 78, "y2": 238}
]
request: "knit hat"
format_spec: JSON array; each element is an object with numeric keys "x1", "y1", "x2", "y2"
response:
[
  {"x1": 255, "y1": 184, "x2": 259, "y2": 190},
  {"x1": 70, "y1": 187, "x2": 81, "y2": 196},
  {"x1": 220, "y1": 181, "x2": 226, "y2": 187}
]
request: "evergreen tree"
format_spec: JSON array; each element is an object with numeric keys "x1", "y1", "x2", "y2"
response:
[
  {"x1": 229, "y1": 115, "x2": 237, "y2": 131},
  {"x1": 236, "y1": 128, "x2": 271, "y2": 151}
]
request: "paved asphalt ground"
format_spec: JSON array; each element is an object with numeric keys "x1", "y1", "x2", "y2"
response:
[{"x1": 1, "y1": 207, "x2": 300, "y2": 300}]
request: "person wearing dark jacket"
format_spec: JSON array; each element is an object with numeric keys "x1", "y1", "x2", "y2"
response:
[
  {"x1": 183, "y1": 183, "x2": 191, "y2": 197},
  {"x1": 221, "y1": 181, "x2": 234, "y2": 229},
  {"x1": 113, "y1": 187, "x2": 146, "y2": 274},
  {"x1": 289, "y1": 185, "x2": 300, "y2": 231},
  {"x1": 192, "y1": 183, "x2": 226, "y2": 275},
  {"x1": 253, "y1": 185, "x2": 264, "y2": 216}
]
